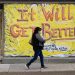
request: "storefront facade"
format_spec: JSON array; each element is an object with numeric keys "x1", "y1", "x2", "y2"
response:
[{"x1": 0, "y1": 1, "x2": 75, "y2": 58}]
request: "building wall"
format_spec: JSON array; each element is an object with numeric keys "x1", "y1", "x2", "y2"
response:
[
  {"x1": 0, "y1": 5, "x2": 3, "y2": 56},
  {"x1": 3, "y1": 4, "x2": 75, "y2": 57}
]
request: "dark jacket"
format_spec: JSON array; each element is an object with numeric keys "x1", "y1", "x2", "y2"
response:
[{"x1": 32, "y1": 33, "x2": 45, "y2": 48}]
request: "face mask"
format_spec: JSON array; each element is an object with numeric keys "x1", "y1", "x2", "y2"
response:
[{"x1": 39, "y1": 31, "x2": 42, "y2": 35}]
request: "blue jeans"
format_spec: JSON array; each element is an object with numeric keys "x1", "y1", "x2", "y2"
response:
[{"x1": 27, "y1": 46, "x2": 44, "y2": 67}]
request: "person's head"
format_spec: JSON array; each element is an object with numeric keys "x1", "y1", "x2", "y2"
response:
[{"x1": 34, "y1": 27, "x2": 41, "y2": 34}]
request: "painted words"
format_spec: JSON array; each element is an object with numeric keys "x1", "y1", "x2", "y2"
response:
[
  {"x1": 44, "y1": 43, "x2": 68, "y2": 51},
  {"x1": 10, "y1": 23, "x2": 75, "y2": 40},
  {"x1": 17, "y1": 5, "x2": 73, "y2": 22}
]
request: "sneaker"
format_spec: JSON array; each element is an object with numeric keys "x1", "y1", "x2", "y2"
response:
[
  {"x1": 25, "y1": 64, "x2": 30, "y2": 69},
  {"x1": 41, "y1": 66, "x2": 47, "y2": 69}
]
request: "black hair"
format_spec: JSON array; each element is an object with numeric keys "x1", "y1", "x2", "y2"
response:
[
  {"x1": 33, "y1": 27, "x2": 41, "y2": 34},
  {"x1": 32, "y1": 27, "x2": 41, "y2": 42},
  {"x1": 31, "y1": 27, "x2": 41, "y2": 46}
]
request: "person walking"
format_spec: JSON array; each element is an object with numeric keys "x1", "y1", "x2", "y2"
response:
[{"x1": 26, "y1": 27, "x2": 51, "y2": 69}]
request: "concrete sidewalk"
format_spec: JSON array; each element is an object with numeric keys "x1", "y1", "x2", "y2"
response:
[{"x1": 0, "y1": 63, "x2": 75, "y2": 75}]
